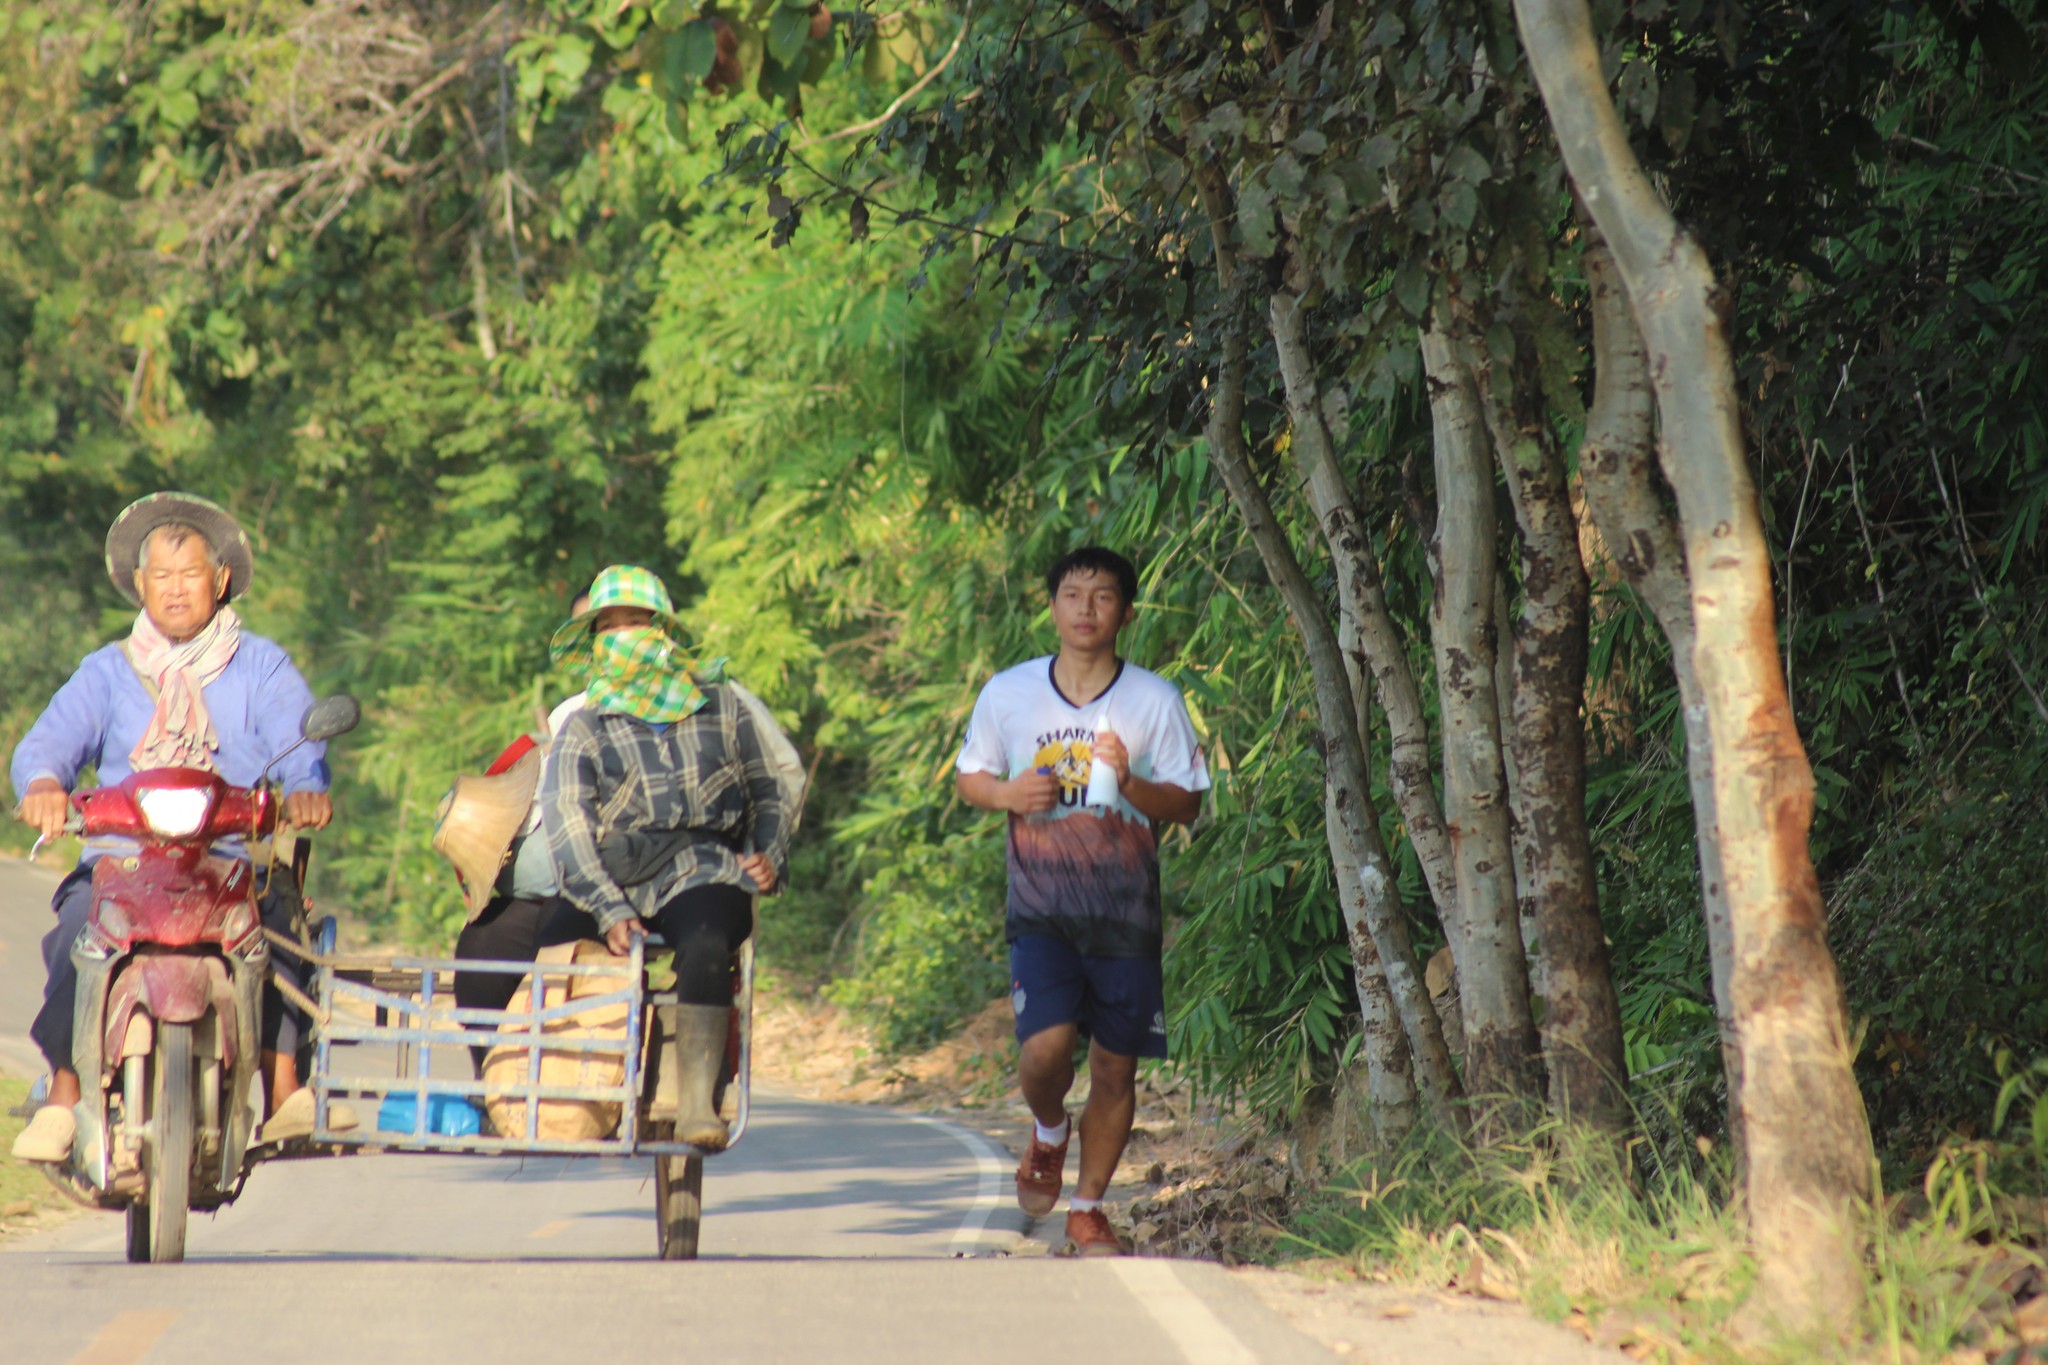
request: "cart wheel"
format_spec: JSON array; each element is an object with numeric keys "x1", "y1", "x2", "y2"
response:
[{"x1": 654, "y1": 1153, "x2": 702, "y2": 1260}]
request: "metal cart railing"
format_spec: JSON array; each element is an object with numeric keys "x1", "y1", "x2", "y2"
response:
[{"x1": 283, "y1": 914, "x2": 751, "y2": 1258}]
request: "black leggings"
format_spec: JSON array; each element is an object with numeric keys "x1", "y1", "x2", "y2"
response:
[
  {"x1": 453, "y1": 883, "x2": 752, "y2": 1011},
  {"x1": 561, "y1": 882, "x2": 755, "y2": 1007},
  {"x1": 452, "y1": 895, "x2": 569, "y2": 1017}
]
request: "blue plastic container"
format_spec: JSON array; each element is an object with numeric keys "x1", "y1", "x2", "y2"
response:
[{"x1": 376, "y1": 1092, "x2": 482, "y2": 1137}]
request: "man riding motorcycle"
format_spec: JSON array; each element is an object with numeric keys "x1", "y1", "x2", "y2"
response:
[{"x1": 9, "y1": 491, "x2": 359, "y2": 1162}]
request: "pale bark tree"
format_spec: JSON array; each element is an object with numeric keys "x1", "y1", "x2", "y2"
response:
[
  {"x1": 1330, "y1": 555, "x2": 1431, "y2": 1139},
  {"x1": 1271, "y1": 283, "x2": 1461, "y2": 922},
  {"x1": 1202, "y1": 308, "x2": 1456, "y2": 1129},
  {"x1": 1154, "y1": 84, "x2": 1465, "y2": 1127},
  {"x1": 1420, "y1": 327, "x2": 1544, "y2": 1116},
  {"x1": 1575, "y1": 232, "x2": 1744, "y2": 1146},
  {"x1": 1077, "y1": 0, "x2": 1608, "y2": 1137},
  {"x1": 1514, "y1": 0, "x2": 1875, "y2": 1331},
  {"x1": 1324, "y1": 781, "x2": 1423, "y2": 1141},
  {"x1": 1463, "y1": 318, "x2": 1628, "y2": 1129}
]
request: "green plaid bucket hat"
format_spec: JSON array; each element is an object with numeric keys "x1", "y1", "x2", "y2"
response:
[{"x1": 548, "y1": 564, "x2": 684, "y2": 664}]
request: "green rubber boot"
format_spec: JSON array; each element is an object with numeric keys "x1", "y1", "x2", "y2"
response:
[{"x1": 672, "y1": 1003, "x2": 731, "y2": 1151}]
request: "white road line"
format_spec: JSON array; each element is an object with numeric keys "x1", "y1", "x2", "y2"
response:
[
  {"x1": 1107, "y1": 1259, "x2": 1259, "y2": 1365},
  {"x1": 906, "y1": 1113, "x2": 1010, "y2": 1254}
]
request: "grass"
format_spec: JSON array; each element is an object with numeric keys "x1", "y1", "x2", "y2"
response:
[
  {"x1": 0, "y1": 1075, "x2": 73, "y2": 1239},
  {"x1": 1279, "y1": 1116, "x2": 2048, "y2": 1363}
]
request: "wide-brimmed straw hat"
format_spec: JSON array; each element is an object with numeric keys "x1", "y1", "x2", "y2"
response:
[
  {"x1": 431, "y1": 748, "x2": 542, "y2": 921},
  {"x1": 105, "y1": 491, "x2": 254, "y2": 607},
  {"x1": 548, "y1": 564, "x2": 684, "y2": 665}
]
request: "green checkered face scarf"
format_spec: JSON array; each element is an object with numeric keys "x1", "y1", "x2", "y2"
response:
[{"x1": 587, "y1": 626, "x2": 717, "y2": 723}]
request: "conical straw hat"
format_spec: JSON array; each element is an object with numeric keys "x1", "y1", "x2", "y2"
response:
[{"x1": 432, "y1": 747, "x2": 543, "y2": 922}]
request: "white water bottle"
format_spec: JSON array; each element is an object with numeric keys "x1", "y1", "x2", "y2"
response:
[{"x1": 1085, "y1": 711, "x2": 1120, "y2": 809}]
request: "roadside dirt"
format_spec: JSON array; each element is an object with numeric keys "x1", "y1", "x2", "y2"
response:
[{"x1": 752, "y1": 993, "x2": 1630, "y2": 1364}]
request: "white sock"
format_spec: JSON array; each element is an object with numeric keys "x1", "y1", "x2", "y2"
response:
[
  {"x1": 1069, "y1": 1196, "x2": 1102, "y2": 1213},
  {"x1": 1035, "y1": 1117, "x2": 1070, "y2": 1145}
]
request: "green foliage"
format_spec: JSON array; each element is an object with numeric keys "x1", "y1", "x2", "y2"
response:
[
  {"x1": 1834, "y1": 757, "x2": 2048, "y2": 1168},
  {"x1": 1991, "y1": 1048, "x2": 2048, "y2": 1185},
  {"x1": 823, "y1": 832, "x2": 1008, "y2": 1054}
]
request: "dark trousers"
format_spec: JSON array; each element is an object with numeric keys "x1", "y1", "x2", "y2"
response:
[
  {"x1": 454, "y1": 884, "x2": 753, "y2": 1010},
  {"x1": 452, "y1": 896, "x2": 573, "y2": 1017},
  {"x1": 31, "y1": 862, "x2": 311, "y2": 1073}
]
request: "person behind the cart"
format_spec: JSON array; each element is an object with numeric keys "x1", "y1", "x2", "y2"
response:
[
  {"x1": 537, "y1": 565, "x2": 788, "y2": 1151},
  {"x1": 442, "y1": 582, "x2": 593, "y2": 1035},
  {"x1": 9, "y1": 492, "x2": 360, "y2": 1162}
]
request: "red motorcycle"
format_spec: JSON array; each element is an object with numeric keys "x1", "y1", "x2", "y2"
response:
[{"x1": 39, "y1": 696, "x2": 359, "y2": 1262}]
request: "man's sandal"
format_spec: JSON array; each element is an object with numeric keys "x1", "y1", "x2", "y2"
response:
[
  {"x1": 258, "y1": 1089, "x2": 360, "y2": 1144},
  {"x1": 9, "y1": 1105, "x2": 74, "y2": 1163}
]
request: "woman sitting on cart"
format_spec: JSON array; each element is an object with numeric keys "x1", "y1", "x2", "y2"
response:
[{"x1": 537, "y1": 565, "x2": 787, "y2": 1150}]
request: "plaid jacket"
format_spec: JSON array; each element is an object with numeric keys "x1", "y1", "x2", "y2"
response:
[{"x1": 539, "y1": 683, "x2": 790, "y2": 932}]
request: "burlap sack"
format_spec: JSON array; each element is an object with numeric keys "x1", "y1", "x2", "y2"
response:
[{"x1": 482, "y1": 940, "x2": 631, "y2": 1142}]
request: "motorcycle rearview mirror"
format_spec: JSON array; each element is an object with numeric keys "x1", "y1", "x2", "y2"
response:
[
  {"x1": 258, "y1": 693, "x2": 362, "y2": 787},
  {"x1": 300, "y1": 694, "x2": 362, "y2": 744}
]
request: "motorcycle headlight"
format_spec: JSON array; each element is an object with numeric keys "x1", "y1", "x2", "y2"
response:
[{"x1": 136, "y1": 786, "x2": 213, "y2": 838}]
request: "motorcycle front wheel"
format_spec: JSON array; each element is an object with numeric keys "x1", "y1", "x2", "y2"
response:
[{"x1": 125, "y1": 1020, "x2": 194, "y2": 1263}]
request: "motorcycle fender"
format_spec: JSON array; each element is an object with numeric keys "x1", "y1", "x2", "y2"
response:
[
  {"x1": 131, "y1": 955, "x2": 214, "y2": 1023},
  {"x1": 103, "y1": 957, "x2": 238, "y2": 1079}
]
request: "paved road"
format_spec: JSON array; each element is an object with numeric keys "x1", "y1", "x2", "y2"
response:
[
  {"x1": 0, "y1": 858, "x2": 1335, "y2": 1365},
  {"x1": 0, "y1": 852, "x2": 61, "y2": 1081}
]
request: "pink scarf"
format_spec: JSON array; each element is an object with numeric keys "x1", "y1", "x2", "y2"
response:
[{"x1": 125, "y1": 606, "x2": 243, "y2": 772}]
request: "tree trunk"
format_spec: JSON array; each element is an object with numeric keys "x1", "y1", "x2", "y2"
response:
[
  {"x1": 1494, "y1": 567, "x2": 1527, "y2": 967},
  {"x1": 1575, "y1": 231, "x2": 1744, "y2": 1149},
  {"x1": 1419, "y1": 326, "x2": 1543, "y2": 1120},
  {"x1": 1326, "y1": 616, "x2": 1421, "y2": 1136},
  {"x1": 1163, "y1": 137, "x2": 1461, "y2": 1127},
  {"x1": 1515, "y1": 0, "x2": 1874, "y2": 1331},
  {"x1": 1204, "y1": 308, "x2": 1462, "y2": 1127},
  {"x1": 1270, "y1": 287, "x2": 1461, "y2": 924},
  {"x1": 1465, "y1": 324, "x2": 1628, "y2": 1130},
  {"x1": 1326, "y1": 779, "x2": 1423, "y2": 1141}
]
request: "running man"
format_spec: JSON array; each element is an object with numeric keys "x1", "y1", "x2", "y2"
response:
[{"x1": 955, "y1": 547, "x2": 1208, "y2": 1256}]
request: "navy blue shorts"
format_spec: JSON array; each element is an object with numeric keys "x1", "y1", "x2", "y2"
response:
[{"x1": 1009, "y1": 934, "x2": 1168, "y2": 1060}]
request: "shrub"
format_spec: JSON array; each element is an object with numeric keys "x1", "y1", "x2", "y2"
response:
[{"x1": 823, "y1": 831, "x2": 1009, "y2": 1055}]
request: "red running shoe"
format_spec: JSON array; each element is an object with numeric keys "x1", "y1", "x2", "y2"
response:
[
  {"x1": 1015, "y1": 1130, "x2": 1069, "y2": 1216},
  {"x1": 1065, "y1": 1207, "x2": 1125, "y2": 1257}
]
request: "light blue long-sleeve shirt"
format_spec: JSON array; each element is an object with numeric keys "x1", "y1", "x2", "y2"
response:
[{"x1": 9, "y1": 634, "x2": 330, "y2": 857}]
